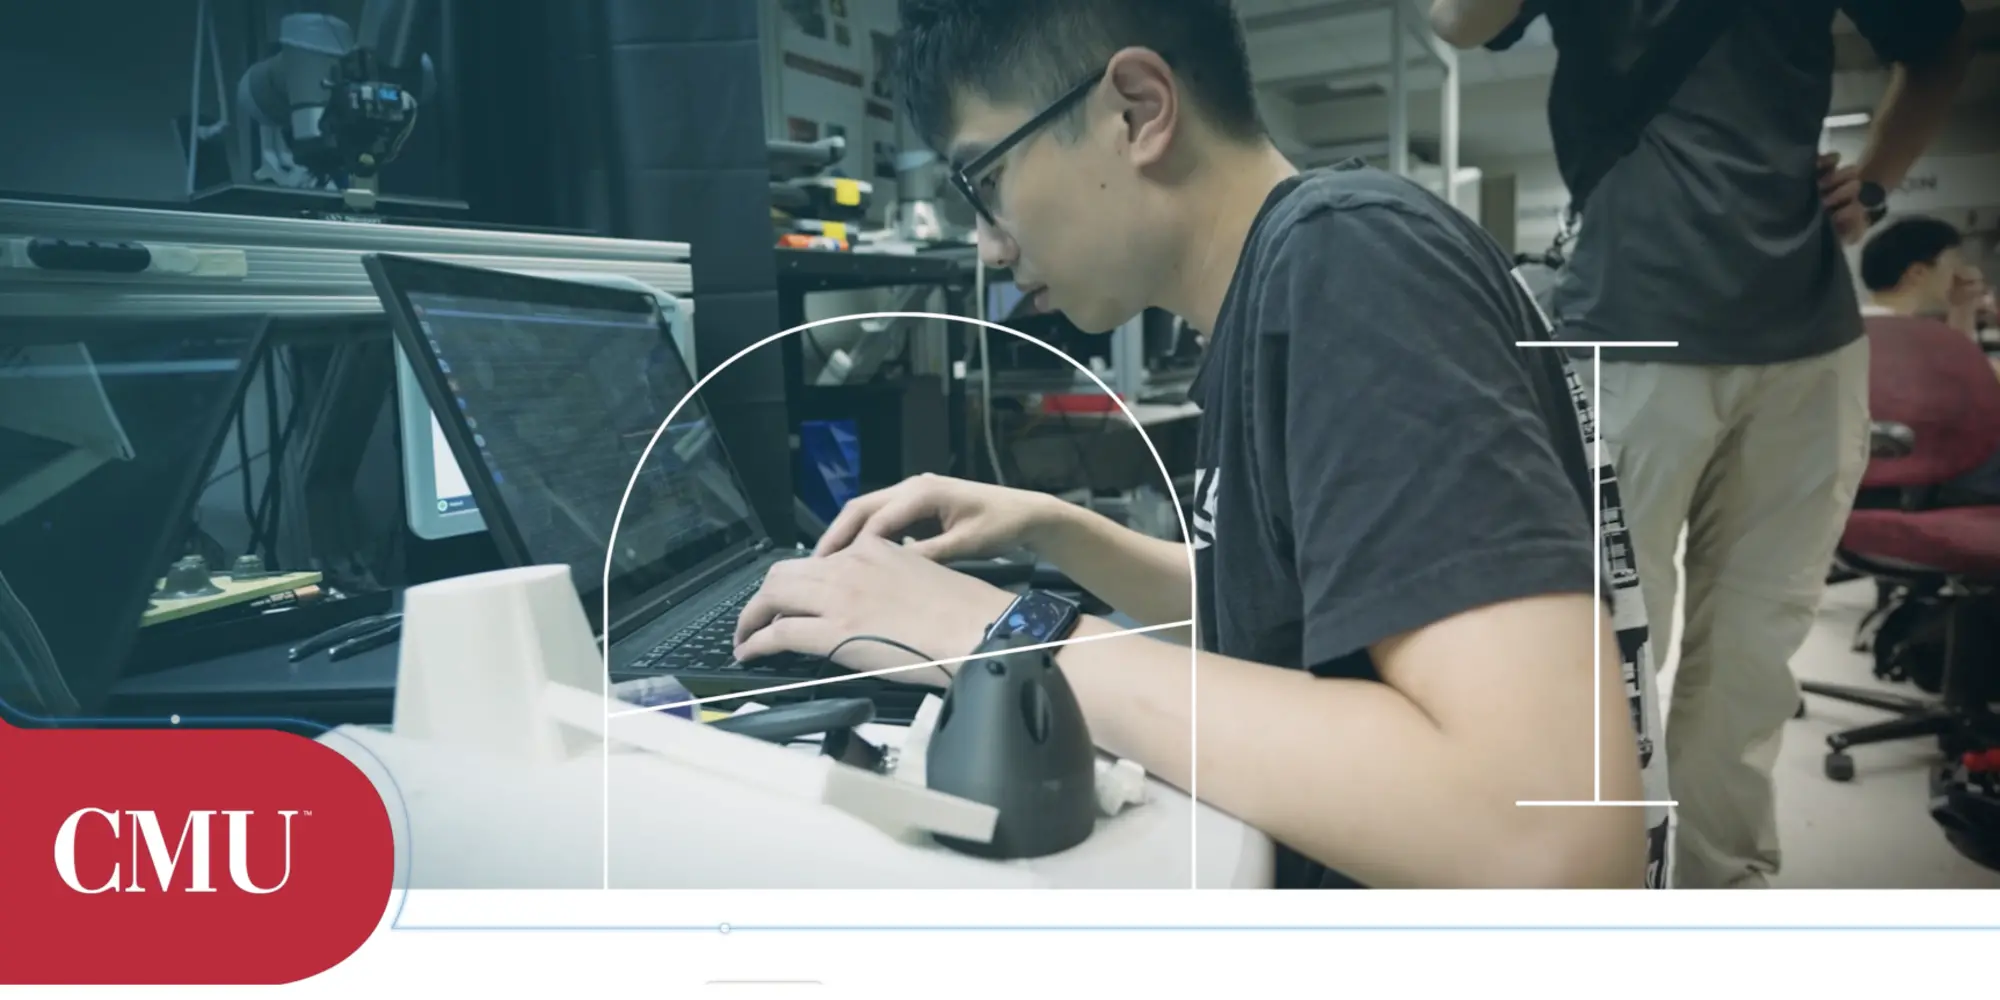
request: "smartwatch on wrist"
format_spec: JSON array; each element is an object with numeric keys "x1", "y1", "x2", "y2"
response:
[
  {"x1": 984, "y1": 590, "x2": 1082, "y2": 646},
  {"x1": 1858, "y1": 180, "x2": 1889, "y2": 226}
]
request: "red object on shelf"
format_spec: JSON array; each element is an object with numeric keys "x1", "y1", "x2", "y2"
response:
[
  {"x1": 777, "y1": 233, "x2": 849, "y2": 251},
  {"x1": 1039, "y1": 393, "x2": 1126, "y2": 414}
]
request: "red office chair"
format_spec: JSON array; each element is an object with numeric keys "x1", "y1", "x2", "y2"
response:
[{"x1": 1804, "y1": 318, "x2": 2000, "y2": 805}]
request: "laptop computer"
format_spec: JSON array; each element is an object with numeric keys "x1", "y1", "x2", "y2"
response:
[
  {"x1": 0, "y1": 315, "x2": 268, "y2": 719},
  {"x1": 362, "y1": 253, "x2": 914, "y2": 704}
]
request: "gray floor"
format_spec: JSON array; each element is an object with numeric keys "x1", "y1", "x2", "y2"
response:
[{"x1": 1656, "y1": 577, "x2": 2000, "y2": 889}]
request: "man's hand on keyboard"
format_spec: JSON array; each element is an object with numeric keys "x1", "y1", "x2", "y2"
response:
[
  {"x1": 812, "y1": 472, "x2": 1062, "y2": 562},
  {"x1": 733, "y1": 536, "x2": 1014, "y2": 683}
]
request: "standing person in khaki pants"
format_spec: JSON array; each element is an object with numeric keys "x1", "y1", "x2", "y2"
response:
[{"x1": 1434, "y1": 0, "x2": 1973, "y2": 887}]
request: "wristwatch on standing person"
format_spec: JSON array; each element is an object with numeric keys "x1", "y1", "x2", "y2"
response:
[{"x1": 1858, "y1": 180, "x2": 1889, "y2": 226}]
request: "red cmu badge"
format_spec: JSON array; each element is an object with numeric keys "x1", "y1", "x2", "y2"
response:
[{"x1": 0, "y1": 717, "x2": 395, "y2": 985}]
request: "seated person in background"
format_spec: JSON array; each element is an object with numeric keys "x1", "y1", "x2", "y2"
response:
[
  {"x1": 733, "y1": 0, "x2": 1665, "y2": 889},
  {"x1": 1861, "y1": 215, "x2": 1994, "y2": 345},
  {"x1": 1860, "y1": 216, "x2": 2000, "y2": 502}
]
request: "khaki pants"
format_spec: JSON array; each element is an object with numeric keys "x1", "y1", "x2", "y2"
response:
[{"x1": 1579, "y1": 337, "x2": 1871, "y2": 889}]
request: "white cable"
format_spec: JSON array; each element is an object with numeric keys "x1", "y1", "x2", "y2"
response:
[{"x1": 975, "y1": 257, "x2": 1006, "y2": 486}]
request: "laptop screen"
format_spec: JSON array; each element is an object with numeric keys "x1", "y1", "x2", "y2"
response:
[
  {"x1": 0, "y1": 316, "x2": 264, "y2": 715},
  {"x1": 397, "y1": 282, "x2": 760, "y2": 627}
]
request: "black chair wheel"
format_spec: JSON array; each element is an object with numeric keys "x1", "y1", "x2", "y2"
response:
[
  {"x1": 1794, "y1": 699, "x2": 1807, "y2": 720},
  {"x1": 1825, "y1": 751, "x2": 1856, "y2": 783}
]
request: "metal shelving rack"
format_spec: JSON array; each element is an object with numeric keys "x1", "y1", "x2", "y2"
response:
[{"x1": 1249, "y1": 0, "x2": 1466, "y2": 209}]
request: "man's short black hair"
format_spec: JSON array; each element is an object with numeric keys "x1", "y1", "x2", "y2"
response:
[
  {"x1": 1860, "y1": 216, "x2": 1964, "y2": 292},
  {"x1": 894, "y1": 0, "x2": 1264, "y2": 154}
]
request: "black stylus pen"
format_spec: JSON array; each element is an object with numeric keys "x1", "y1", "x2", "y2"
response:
[
  {"x1": 291, "y1": 614, "x2": 400, "y2": 662},
  {"x1": 327, "y1": 622, "x2": 401, "y2": 662}
]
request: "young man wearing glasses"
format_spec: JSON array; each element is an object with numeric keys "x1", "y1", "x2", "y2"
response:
[{"x1": 734, "y1": 0, "x2": 1667, "y2": 889}]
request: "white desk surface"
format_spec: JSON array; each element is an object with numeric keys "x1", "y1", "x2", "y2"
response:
[{"x1": 326, "y1": 718, "x2": 1273, "y2": 891}]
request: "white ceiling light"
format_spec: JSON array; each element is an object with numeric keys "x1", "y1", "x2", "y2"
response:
[{"x1": 1823, "y1": 112, "x2": 1872, "y2": 130}]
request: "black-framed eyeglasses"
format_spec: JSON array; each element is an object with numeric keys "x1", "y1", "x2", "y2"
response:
[{"x1": 949, "y1": 67, "x2": 1108, "y2": 227}]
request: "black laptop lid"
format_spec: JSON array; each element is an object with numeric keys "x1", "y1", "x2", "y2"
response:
[
  {"x1": 0, "y1": 315, "x2": 267, "y2": 717},
  {"x1": 363, "y1": 254, "x2": 768, "y2": 637}
]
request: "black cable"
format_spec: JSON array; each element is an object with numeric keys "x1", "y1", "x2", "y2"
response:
[
  {"x1": 812, "y1": 634, "x2": 944, "y2": 703},
  {"x1": 201, "y1": 448, "x2": 271, "y2": 492},
  {"x1": 826, "y1": 634, "x2": 938, "y2": 664},
  {"x1": 235, "y1": 401, "x2": 254, "y2": 526},
  {"x1": 872, "y1": 326, "x2": 916, "y2": 383},
  {"x1": 256, "y1": 347, "x2": 282, "y2": 556},
  {"x1": 249, "y1": 351, "x2": 305, "y2": 559}
]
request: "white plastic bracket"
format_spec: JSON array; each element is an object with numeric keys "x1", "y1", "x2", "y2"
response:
[{"x1": 544, "y1": 683, "x2": 997, "y2": 846}]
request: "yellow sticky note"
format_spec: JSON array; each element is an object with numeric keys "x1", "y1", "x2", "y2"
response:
[
  {"x1": 700, "y1": 710, "x2": 731, "y2": 723},
  {"x1": 823, "y1": 222, "x2": 848, "y2": 242},
  {"x1": 833, "y1": 179, "x2": 862, "y2": 206}
]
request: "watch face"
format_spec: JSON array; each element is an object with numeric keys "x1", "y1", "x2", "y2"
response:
[
  {"x1": 1859, "y1": 181, "x2": 1887, "y2": 208},
  {"x1": 991, "y1": 591, "x2": 1079, "y2": 644}
]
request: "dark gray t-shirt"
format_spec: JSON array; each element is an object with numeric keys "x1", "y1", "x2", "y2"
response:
[
  {"x1": 1190, "y1": 164, "x2": 1671, "y2": 889},
  {"x1": 1493, "y1": 0, "x2": 1965, "y2": 365}
]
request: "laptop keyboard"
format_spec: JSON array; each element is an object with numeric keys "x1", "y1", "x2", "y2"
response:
[{"x1": 622, "y1": 577, "x2": 819, "y2": 678}]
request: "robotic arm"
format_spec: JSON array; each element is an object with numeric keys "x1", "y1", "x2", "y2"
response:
[{"x1": 237, "y1": 0, "x2": 434, "y2": 210}]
